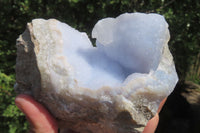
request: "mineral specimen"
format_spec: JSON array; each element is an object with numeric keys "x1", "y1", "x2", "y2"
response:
[{"x1": 15, "y1": 12, "x2": 178, "y2": 133}]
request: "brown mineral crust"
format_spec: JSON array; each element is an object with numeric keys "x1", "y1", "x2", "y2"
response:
[{"x1": 15, "y1": 23, "x2": 41, "y2": 98}]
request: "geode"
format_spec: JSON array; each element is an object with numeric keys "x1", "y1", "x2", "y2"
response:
[{"x1": 15, "y1": 12, "x2": 178, "y2": 133}]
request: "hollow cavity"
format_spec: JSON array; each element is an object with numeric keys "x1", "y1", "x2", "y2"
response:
[{"x1": 57, "y1": 13, "x2": 169, "y2": 90}]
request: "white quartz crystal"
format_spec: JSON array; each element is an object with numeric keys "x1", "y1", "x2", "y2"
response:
[{"x1": 15, "y1": 12, "x2": 178, "y2": 133}]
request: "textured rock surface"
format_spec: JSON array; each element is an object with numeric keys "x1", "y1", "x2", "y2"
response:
[{"x1": 15, "y1": 13, "x2": 178, "y2": 133}]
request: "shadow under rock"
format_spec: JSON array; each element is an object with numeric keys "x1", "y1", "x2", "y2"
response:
[{"x1": 156, "y1": 81, "x2": 200, "y2": 133}]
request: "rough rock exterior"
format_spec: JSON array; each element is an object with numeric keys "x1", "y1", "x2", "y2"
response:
[{"x1": 15, "y1": 13, "x2": 178, "y2": 133}]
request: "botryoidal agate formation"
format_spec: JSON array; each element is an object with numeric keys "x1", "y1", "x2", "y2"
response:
[{"x1": 15, "y1": 13, "x2": 178, "y2": 133}]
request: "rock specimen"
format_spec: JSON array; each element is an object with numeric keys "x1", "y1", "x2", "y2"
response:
[{"x1": 15, "y1": 12, "x2": 178, "y2": 133}]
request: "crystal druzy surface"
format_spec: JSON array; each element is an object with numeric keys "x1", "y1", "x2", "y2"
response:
[{"x1": 15, "y1": 12, "x2": 178, "y2": 133}]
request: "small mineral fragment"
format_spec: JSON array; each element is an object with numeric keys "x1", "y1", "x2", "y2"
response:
[{"x1": 15, "y1": 12, "x2": 178, "y2": 133}]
